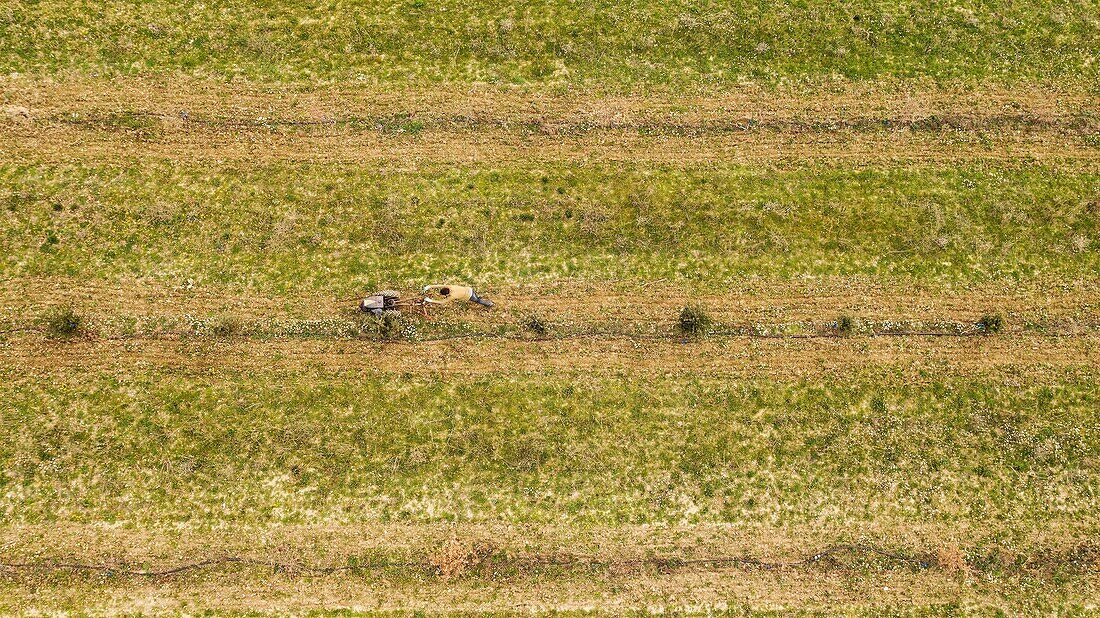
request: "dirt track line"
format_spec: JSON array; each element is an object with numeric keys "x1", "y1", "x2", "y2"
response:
[
  {"x1": 5, "y1": 80, "x2": 1096, "y2": 164},
  {"x1": 4, "y1": 277, "x2": 1098, "y2": 326},
  {"x1": 4, "y1": 125, "x2": 1097, "y2": 165},
  {"x1": 2, "y1": 522, "x2": 1092, "y2": 612},
  {"x1": 3, "y1": 78, "x2": 1096, "y2": 125},
  {"x1": 2, "y1": 334, "x2": 1096, "y2": 377},
  {"x1": 0, "y1": 544, "x2": 930, "y2": 579}
]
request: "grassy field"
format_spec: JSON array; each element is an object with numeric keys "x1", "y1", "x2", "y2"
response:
[
  {"x1": 4, "y1": 1, "x2": 1100, "y2": 85},
  {"x1": 3, "y1": 367, "x2": 1099, "y2": 526},
  {"x1": 3, "y1": 162, "x2": 1099, "y2": 289},
  {"x1": 2, "y1": 0, "x2": 1099, "y2": 615}
]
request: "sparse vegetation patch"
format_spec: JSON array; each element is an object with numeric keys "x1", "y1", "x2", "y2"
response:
[
  {"x1": 41, "y1": 306, "x2": 84, "y2": 339},
  {"x1": 678, "y1": 305, "x2": 712, "y2": 336},
  {"x1": 978, "y1": 313, "x2": 1005, "y2": 334}
]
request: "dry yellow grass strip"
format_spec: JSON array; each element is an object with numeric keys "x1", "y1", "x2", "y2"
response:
[
  {"x1": 2, "y1": 333, "x2": 1096, "y2": 378},
  {"x1": 4, "y1": 276, "x2": 1099, "y2": 325},
  {"x1": 1, "y1": 523, "x2": 1095, "y2": 614},
  {"x1": 4, "y1": 121, "x2": 1097, "y2": 166},
  {"x1": 4, "y1": 78, "x2": 1097, "y2": 165}
]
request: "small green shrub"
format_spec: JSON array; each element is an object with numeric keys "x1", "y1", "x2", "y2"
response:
[
  {"x1": 678, "y1": 306, "x2": 712, "y2": 336},
  {"x1": 379, "y1": 312, "x2": 403, "y2": 340},
  {"x1": 40, "y1": 229, "x2": 59, "y2": 251},
  {"x1": 42, "y1": 306, "x2": 84, "y2": 339},
  {"x1": 836, "y1": 314, "x2": 855, "y2": 336},
  {"x1": 378, "y1": 114, "x2": 424, "y2": 135},
  {"x1": 977, "y1": 313, "x2": 1004, "y2": 334},
  {"x1": 523, "y1": 315, "x2": 550, "y2": 337}
]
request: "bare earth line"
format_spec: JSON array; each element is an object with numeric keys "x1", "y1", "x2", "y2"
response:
[
  {"x1": 4, "y1": 125, "x2": 1098, "y2": 165},
  {"x1": 2, "y1": 522, "x2": 1094, "y2": 613},
  {"x1": 2, "y1": 334, "x2": 1097, "y2": 377},
  {"x1": 3, "y1": 276, "x2": 1098, "y2": 324},
  {"x1": 4, "y1": 81, "x2": 1099, "y2": 164},
  {"x1": 0, "y1": 543, "x2": 931, "y2": 578},
  {"x1": 3, "y1": 78, "x2": 1097, "y2": 124}
]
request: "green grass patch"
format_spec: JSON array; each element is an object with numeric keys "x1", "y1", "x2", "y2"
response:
[
  {"x1": 3, "y1": 1, "x2": 1098, "y2": 85},
  {"x1": 2, "y1": 161, "x2": 1097, "y2": 292},
  {"x1": 1, "y1": 368, "x2": 1096, "y2": 527},
  {"x1": 40, "y1": 306, "x2": 84, "y2": 339}
]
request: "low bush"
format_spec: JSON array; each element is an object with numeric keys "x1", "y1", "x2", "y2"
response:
[
  {"x1": 362, "y1": 311, "x2": 416, "y2": 341},
  {"x1": 42, "y1": 306, "x2": 84, "y2": 339},
  {"x1": 977, "y1": 313, "x2": 1004, "y2": 334},
  {"x1": 836, "y1": 314, "x2": 855, "y2": 336},
  {"x1": 209, "y1": 316, "x2": 243, "y2": 338},
  {"x1": 678, "y1": 305, "x2": 711, "y2": 336},
  {"x1": 523, "y1": 315, "x2": 551, "y2": 337}
]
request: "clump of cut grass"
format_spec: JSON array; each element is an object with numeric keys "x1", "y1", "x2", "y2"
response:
[
  {"x1": 977, "y1": 313, "x2": 1004, "y2": 334},
  {"x1": 42, "y1": 306, "x2": 84, "y2": 339},
  {"x1": 209, "y1": 316, "x2": 243, "y2": 338},
  {"x1": 88, "y1": 110, "x2": 162, "y2": 140},
  {"x1": 427, "y1": 539, "x2": 496, "y2": 580},
  {"x1": 363, "y1": 311, "x2": 417, "y2": 341},
  {"x1": 936, "y1": 543, "x2": 971, "y2": 576},
  {"x1": 678, "y1": 305, "x2": 712, "y2": 336},
  {"x1": 523, "y1": 315, "x2": 551, "y2": 337},
  {"x1": 836, "y1": 314, "x2": 855, "y2": 336}
]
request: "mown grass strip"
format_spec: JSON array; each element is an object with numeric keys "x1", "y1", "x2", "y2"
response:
[
  {"x1": 3, "y1": 162, "x2": 1097, "y2": 288},
  {"x1": 4, "y1": 1, "x2": 1098, "y2": 85},
  {"x1": 46, "y1": 108, "x2": 1100, "y2": 137},
  {"x1": 1, "y1": 369, "x2": 1096, "y2": 526}
]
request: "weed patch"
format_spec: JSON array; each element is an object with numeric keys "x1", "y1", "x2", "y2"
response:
[
  {"x1": 835, "y1": 314, "x2": 855, "y2": 336},
  {"x1": 41, "y1": 306, "x2": 84, "y2": 339},
  {"x1": 678, "y1": 306, "x2": 711, "y2": 336},
  {"x1": 523, "y1": 315, "x2": 551, "y2": 338},
  {"x1": 978, "y1": 313, "x2": 1004, "y2": 334},
  {"x1": 936, "y1": 543, "x2": 971, "y2": 576}
]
